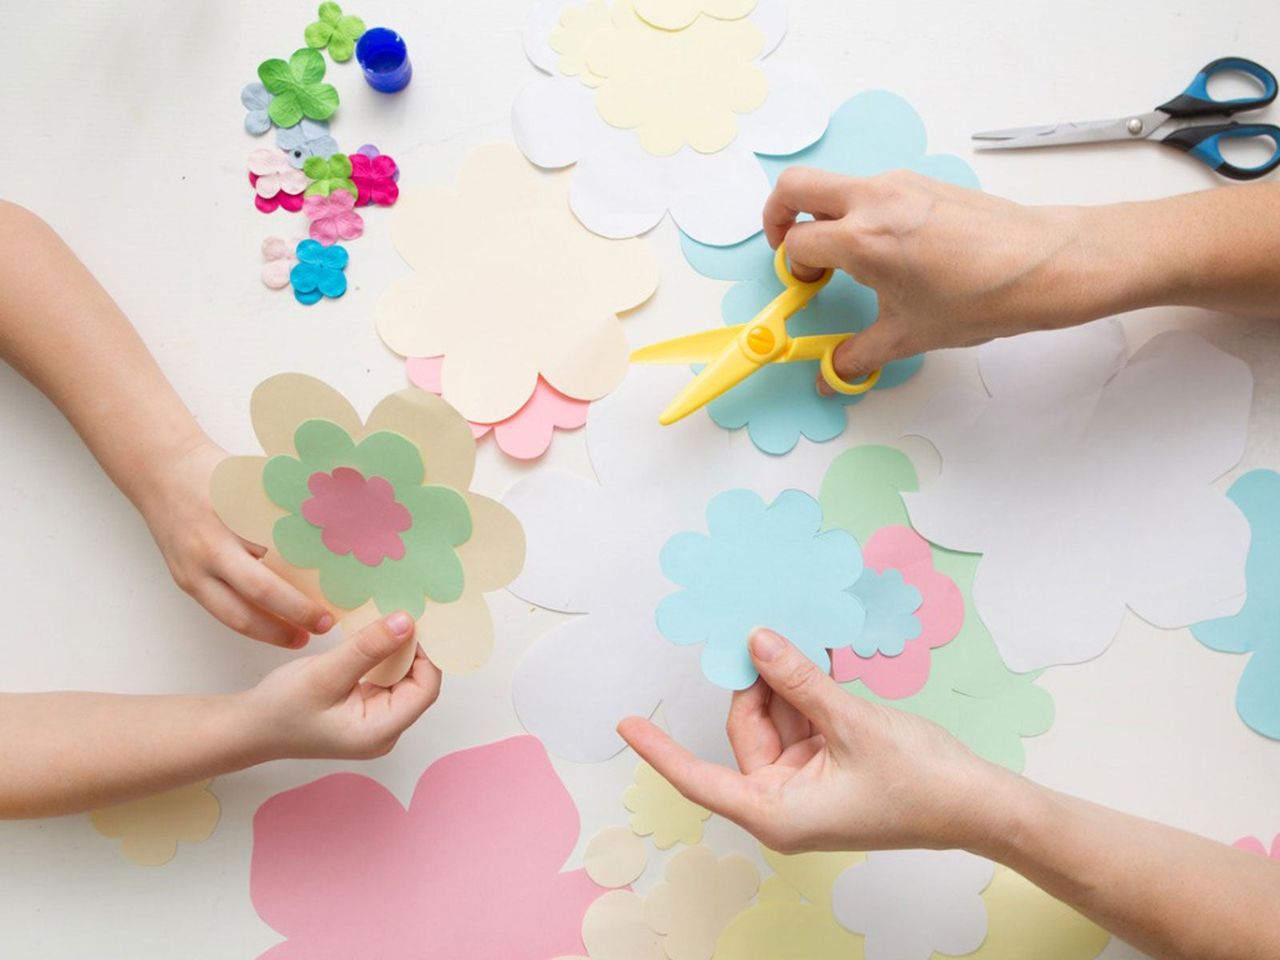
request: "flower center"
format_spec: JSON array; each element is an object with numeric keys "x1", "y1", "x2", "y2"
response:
[{"x1": 301, "y1": 466, "x2": 412, "y2": 566}]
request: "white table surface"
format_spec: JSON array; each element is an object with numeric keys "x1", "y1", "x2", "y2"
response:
[{"x1": 1, "y1": 1, "x2": 1278, "y2": 956}]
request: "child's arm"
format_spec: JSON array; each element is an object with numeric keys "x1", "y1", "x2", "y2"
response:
[
  {"x1": 0, "y1": 613, "x2": 436, "y2": 818},
  {"x1": 0, "y1": 201, "x2": 331, "y2": 648}
]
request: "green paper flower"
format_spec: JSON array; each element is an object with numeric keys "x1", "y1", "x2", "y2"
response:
[
  {"x1": 303, "y1": 153, "x2": 358, "y2": 198},
  {"x1": 263, "y1": 419, "x2": 472, "y2": 617},
  {"x1": 258, "y1": 48, "x2": 340, "y2": 128},
  {"x1": 305, "y1": 2, "x2": 366, "y2": 62}
]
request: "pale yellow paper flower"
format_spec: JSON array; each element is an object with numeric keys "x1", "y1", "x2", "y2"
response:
[
  {"x1": 644, "y1": 845, "x2": 759, "y2": 960},
  {"x1": 623, "y1": 761, "x2": 710, "y2": 849},
  {"x1": 550, "y1": 0, "x2": 611, "y2": 86},
  {"x1": 90, "y1": 779, "x2": 220, "y2": 866},
  {"x1": 634, "y1": 0, "x2": 756, "y2": 30}
]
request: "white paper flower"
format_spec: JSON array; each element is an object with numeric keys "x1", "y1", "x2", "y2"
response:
[
  {"x1": 905, "y1": 320, "x2": 1252, "y2": 673},
  {"x1": 513, "y1": 0, "x2": 828, "y2": 244},
  {"x1": 831, "y1": 850, "x2": 995, "y2": 960}
]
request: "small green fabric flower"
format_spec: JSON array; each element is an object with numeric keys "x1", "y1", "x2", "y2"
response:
[
  {"x1": 303, "y1": 153, "x2": 358, "y2": 199},
  {"x1": 305, "y1": 2, "x2": 366, "y2": 63},
  {"x1": 258, "y1": 48, "x2": 340, "y2": 127},
  {"x1": 263, "y1": 419, "x2": 473, "y2": 617}
]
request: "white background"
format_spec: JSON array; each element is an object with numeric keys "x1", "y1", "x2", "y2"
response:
[{"x1": 1, "y1": 1, "x2": 1278, "y2": 956}]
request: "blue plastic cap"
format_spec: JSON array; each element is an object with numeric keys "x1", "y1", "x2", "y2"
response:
[{"x1": 356, "y1": 27, "x2": 412, "y2": 93}]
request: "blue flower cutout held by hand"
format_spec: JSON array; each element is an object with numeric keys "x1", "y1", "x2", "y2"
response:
[
  {"x1": 657, "y1": 489, "x2": 866, "y2": 690},
  {"x1": 290, "y1": 239, "x2": 348, "y2": 305},
  {"x1": 850, "y1": 566, "x2": 922, "y2": 658}
]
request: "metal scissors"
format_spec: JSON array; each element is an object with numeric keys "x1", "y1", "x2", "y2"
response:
[
  {"x1": 630, "y1": 244, "x2": 880, "y2": 426},
  {"x1": 973, "y1": 56, "x2": 1280, "y2": 180}
]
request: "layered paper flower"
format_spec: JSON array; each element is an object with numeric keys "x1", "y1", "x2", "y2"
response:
[
  {"x1": 514, "y1": 0, "x2": 829, "y2": 243},
  {"x1": 350, "y1": 150, "x2": 400, "y2": 206},
  {"x1": 289, "y1": 240, "x2": 348, "y2": 304},
  {"x1": 261, "y1": 236, "x2": 301, "y2": 289},
  {"x1": 644, "y1": 845, "x2": 759, "y2": 960},
  {"x1": 624, "y1": 762, "x2": 711, "y2": 849},
  {"x1": 634, "y1": 0, "x2": 756, "y2": 29},
  {"x1": 303, "y1": 192, "x2": 364, "y2": 245},
  {"x1": 242, "y1": 82, "x2": 275, "y2": 135},
  {"x1": 303, "y1": 153, "x2": 357, "y2": 198},
  {"x1": 90, "y1": 780, "x2": 220, "y2": 866},
  {"x1": 656, "y1": 488, "x2": 865, "y2": 690},
  {"x1": 304, "y1": 2, "x2": 365, "y2": 62},
  {"x1": 249, "y1": 148, "x2": 308, "y2": 213},
  {"x1": 258, "y1": 48, "x2": 339, "y2": 127},
  {"x1": 678, "y1": 92, "x2": 978, "y2": 454},
  {"x1": 277, "y1": 119, "x2": 339, "y2": 169},
  {"x1": 906, "y1": 320, "x2": 1252, "y2": 672},
  {"x1": 251, "y1": 737, "x2": 606, "y2": 959},
  {"x1": 377, "y1": 143, "x2": 659, "y2": 426},
  {"x1": 211, "y1": 374, "x2": 524, "y2": 684}
]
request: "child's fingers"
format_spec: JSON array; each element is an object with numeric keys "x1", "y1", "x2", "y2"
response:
[
  {"x1": 218, "y1": 548, "x2": 333, "y2": 634},
  {"x1": 193, "y1": 578, "x2": 306, "y2": 648},
  {"x1": 312, "y1": 613, "x2": 416, "y2": 698},
  {"x1": 386, "y1": 646, "x2": 443, "y2": 724}
]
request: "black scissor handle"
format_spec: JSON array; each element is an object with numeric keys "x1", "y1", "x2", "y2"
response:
[
  {"x1": 1157, "y1": 57, "x2": 1278, "y2": 118},
  {"x1": 1161, "y1": 122, "x2": 1280, "y2": 180}
]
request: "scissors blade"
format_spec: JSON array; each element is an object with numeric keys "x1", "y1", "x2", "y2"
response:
[
  {"x1": 630, "y1": 327, "x2": 740, "y2": 365},
  {"x1": 658, "y1": 340, "x2": 761, "y2": 426},
  {"x1": 973, "y1": 111, "x2": 1168, "y2": 149}
]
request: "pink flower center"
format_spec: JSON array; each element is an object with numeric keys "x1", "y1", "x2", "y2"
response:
[{"x1": 301, "y1": 467, "x2": 412, "y2": 566}]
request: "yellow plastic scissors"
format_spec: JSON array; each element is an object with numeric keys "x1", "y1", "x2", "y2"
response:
[{"x1": 631, "y1": 244, "x2": 880, "y2": 426}]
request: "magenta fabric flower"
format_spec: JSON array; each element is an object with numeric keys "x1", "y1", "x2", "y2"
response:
[
  {"x1": 350, "y1": 151, "x2": 400, "y2": 207},
  {"x1": 1234, "y1": 834, "x2": 1280, "y2": 859},
  {"x1": 250, "y1": 736, "x2": 608, "y2": 959},
  {"x1": 831, "y1": 525, "x2": 963, "y2": 699},
  {"x1": 249, "y1": 148, "x2": 308, "y2": 214},
  {"x1": 303, "y1": 191, "x2": 364, "y2": 245},
  {"x1": 301, "y1": 467, "x2": 413, "y2": 565}
]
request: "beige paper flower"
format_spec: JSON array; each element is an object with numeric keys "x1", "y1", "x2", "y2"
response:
[
  {"x1": 644, "y1": 845, "x2": 760, "y2": 960},
  {"x1": 623, "y1": 761, "x2": 710, "y2": 849},
  {"x1": 584, "y1": 825, "x2": 649, "y2": 887},
  {"x1": 376, "y1": 143, "x2": 659, "y2": 425},
  {"x1": 89, "y1": 779, "x2": 220, "y2": 866},
  {"x1": 211, "y1": 373, "x2": 525, "y2": 685},
  {"x1": 634, "y1": 0, "x2": 756, "y2": 30},
  {"x1": 582, "y1": 890, "x2": 666, "y2": 960}
]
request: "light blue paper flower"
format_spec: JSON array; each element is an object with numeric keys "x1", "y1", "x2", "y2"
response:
[
  {"x1": 1190, "y1": 469, "x2": 1280, "y2": 740},
  {"x1": 679, "y1": 91, "x2": 981, "y2": 455},
  {"x1": 290, "y1": 239, "x2": 348, "y2": 305},
  {"x1": 276, "y1": 119, "x2": 340, "y2": 169},
  {"x1": 850, "y1": 566, "x2": 922, "y2": 658},
  {"x1": 656, "y1": 489, "x2": 866, "y2": 690},
  {"x1": 242, "y1": 82, "x2": 274, "y2": 135}
]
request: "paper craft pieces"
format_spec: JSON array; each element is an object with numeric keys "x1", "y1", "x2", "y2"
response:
[
  {"x1": 303, "y1": 153, "x2": 357, "y2": 198},
  {"x1": 515, "y1": 0, "x2": 827, "y2": 243},
  {"x1": 624, "y1": 761, "x2": 711, "y2": 849},
  {"x1": 634, "y1": 0, "x2": 756, "y2": 30},
  {"x1": 656, "y1": 488, "x2": 864, "y2": 690},
  {"x1": 584, "y1": 826, "x2": 648, "y2": 888},
  {"x1": 251, "y1": 736, "x2": 605, "y2": 959},
  {"x1": 407, "y1": 356, "x2": 590, "y2": 460},
  {"x1": 304, "y1": 2, "x2": 365, "y2": 62},
  {"x1": 249, "y1": 148, "x2": 308, "y2": 213},
  {"x1": 258, "y1": 48, "x2": 340, "y2": 127},
  {"x1": 1234, "y1": 834, "x2": 1280, "y2": 859},
  {"x1": 289, "y1": 240, "x2": 348, "y2": 304},
  {"x1": 303, "y1": 192, "x2": 364, "y2": 245},
  {"x1": 277, "y1": 118, "x2": 339, "y2": 169},
  {"x1": 1191, "y1": 470, "x2": 1280, "y2": 739},
  {"x1": 89, "y1": 779, "x2": 220, "y2": 866},
  {"x1": 377, "y1": 143, "x2": 659, "y2": 425},
  {"x1": 644, "y1": 846, "x2": 760, "y2": 960},
  {"x1": 679, "y1": 92, "x2": 978, "y2": 454},
  {"x1": 582, "y1": 891, "x2": 666, "y2": 960},
  {"x1": 242, "y1": 82, "x2": 275, "y2": 134},
  {"x1": 848, "y1": 564, "x2": 921, "y2": 658},
  {"x1": 355, "y1": 143, "x2": 400, "y2": 179},
  {"x1": 349, "y1": 150, "x2": 399, "y2": 206},
  {"x1": 211, "y1": 374, "x2": 524, "y2": 683},
  {"x1": 906, "y1": 320, "x2": 1252, "y2": 672},
  {"x1": 261, "y1": 236, "x2": 301, "y2": 289}
]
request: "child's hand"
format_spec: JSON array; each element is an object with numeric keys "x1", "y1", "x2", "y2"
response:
[
  {"x1": 140, "y1": 438, "x2": 333, "y2": 648},
  {"x1": 619, "y1": 628, "x2": 1017, "y2": 855},
  {"x1": 246, "y1": 612, "x2": 441, "y2": 761}
]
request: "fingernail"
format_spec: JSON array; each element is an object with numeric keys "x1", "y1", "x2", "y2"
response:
[
  {"x1": 315, "y1": 613, "x2": 334, "y2": 633},
  {"x1": 291, "y1": 631, "x2": 310, "y2": 649},
  {"x1": 749, "y1": 628, "x2": 784, "y2": 662},
  {"x1": 385, "y1": 612, "x2": 414, "y2": 636}
]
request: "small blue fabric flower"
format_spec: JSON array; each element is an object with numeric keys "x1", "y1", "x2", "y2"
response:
[
  {"x1": 290, "y1": 239, "x2": 348, "y2": 305},
  {"x1": 656, "y1": 489, "x2": 866, "y2": 690},
  {"x1": 850, "y1": 567, "x2": 922, "y2": 658},
  {"x1": 679, "y1": 91, "x2": 981, "y2": 456},
  {"x1": 276, "y1": 119, "x2": 340, "y2": 170},
  {"x1": 241, "y1": 82, "x2": 274, "y2": 136},
  {"x1": 1191, "y1": 469, "x2": 1280, "y2": 740}
]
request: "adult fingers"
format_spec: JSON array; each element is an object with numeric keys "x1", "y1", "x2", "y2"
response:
[
  {"x1": 727, "y1": 680, "x2": 783, "y2": 774},
  {"x1": 820, "y1": 319, "x2": 912, "y2": 395},
  {"x1": 748, "y1": 629, "x2": 851, "y2": 741},
  {"x1": 193, "y1": 578, "x2": 306, "y2": 648},
  {"x1": 768, "y1": 686, "x2": 813, "y2": 749},
  {"x1": 218, "y1": 548, "x2": 334, "y2": 635},
  {"x1": 618, "y1": 717, "x2": 754, "y2": 823},
  {"x1": 763, "y1": 167, "x2": 855, "y2": 249},
  {"x1": 312, "y1": 613, "x2": 416, "y2": 699},
  {"x1": 782, "y1": 219, "x2": 848, "y2": 282}
]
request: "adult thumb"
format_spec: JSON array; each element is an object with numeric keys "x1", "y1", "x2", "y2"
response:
[
  {"x1": 819, "y1": 320, "x2": 904, "y2": 396},
  {"x1": 748, "y1": 628, "x2": 846, "y2": 736}
]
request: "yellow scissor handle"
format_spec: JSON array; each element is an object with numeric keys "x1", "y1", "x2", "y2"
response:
[
  {"x1": 773, "y1": 242, "x2": 832, "y2": 293},
  {"x1": 782, "y1": 334, "x2": 882, "y2": 395}
]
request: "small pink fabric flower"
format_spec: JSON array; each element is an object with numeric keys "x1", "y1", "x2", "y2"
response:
[
  {"x1": 303, "y1": 191, "x2": 365, "y2": 245},
  {"x1": 350, "y1": 151, "x2": 400, "y2": 207},
  {"x1": 1233, "y1": 834, "x2": 1280, "y2": 859},
  {"x1": 301, "y1": 467, "x2": 411, "y2": 566},
  {"x1": 831, "y1": 526, "x2": 963, "y2": 699},
  {"x1": 261, "y1": 236, "x2": 300, "y2": 289},
  {"x1": 249, "y1": 148, "x2": 308, "y2": 214}
]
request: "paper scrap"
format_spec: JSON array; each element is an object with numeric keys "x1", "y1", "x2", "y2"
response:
[
  {"x1": 89, "y1": 779, "x2": 220, "y2": 866},
  {"x1": 584, "y1": 826, "x2": 648, "y2": 888},
  {"x1": 623, "y1": 761, "x2": 710, "y2": 849},
  {"x1": 643, "y1": 845, "x2": 759, "y2": 960},
  {"x1": 634, "y1": 0, "x2": 756, "y2": 30}
]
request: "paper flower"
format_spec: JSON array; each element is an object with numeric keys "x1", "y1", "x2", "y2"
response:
[
  {"x1": 289, "y1": 240, "x2": 349, "y2": 304},
  {"x1": 90, "y1": 780, "x2": 220, "y2": 866},
  {"x1": 211, "y1": 374, "x2": 524, "y2": 683},
  {"x1": 304, "y1": 2, "x2": 365, "y2": 62},
  {"x1": 906, "y1": 320, "x2": 1252, "y2": 672},
  {"x1": 514, "y1": 0, "x2": 828, "y2": 243},
  {"x1": 582, "y1": 891, "x2": 666, "y2": 960},
  {"x1": 657, "y1": 488, "x2": 865, "y2": 690},
  {"x1": 677, "y1": 92, "x2": 978, "y2": 455},
  {"x1": 242, "y1": 82, "x2": 275, "y2": 134},
  {"x1": 407, "y1": 356, "x2": 589, "y2": 460},
  {"x1": 354, "y1": 144, "x2": 400, "y2": 178},
  {"x1": 644, "y1": 846, "x2": 759, "y2": 960},
  {"x1": 635, "y1": 0, "x2": 755, "y2": 29},
  {"x1": 251, "y1": 737, "x2": 605, "y2": 959},
  {"x1": 584, "y1": 826, "x2": 649, "y2": 888},
  {"x1": 623, "y1": 762, "x2": 711, "y2": 849},
  {"x1": 277, "y1": 119, "x2": 339, "y2": 169},
  {"x1": 249, "y1": 174, "x2": 304, "y2": 214},
  {"x1": 831, "y1": 526, "x2": 962, "y2": 699},
  {"x1": 303, "y1": 192, "x2": 364, "y2": 245},
  {"x1": 1234, "y1": 834, "x2": 1280, "y2": 859},
  {"x1": 377, "y1": 143, "x2": 659, "y2": 425},
  {"x1": 261, "y1": 236, "x2": 300, "y2": 289},
  {"x1": 258, "y1": 48, "x2": 339, "y2": 127},
  {"x1": 349, "y1": 151, "x2": 399, "y2": 206},
  {"x1": 1191, "y1": 470, "x2": 1280, "y2": 739},
  {"x1": 303, "y1": 153, "x2": 357, "y2": 198},
  {"x1": 249, "y1": 148, "x2": 309, "y2": 214}
]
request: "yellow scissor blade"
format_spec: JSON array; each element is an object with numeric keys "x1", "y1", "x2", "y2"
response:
[
  {"x1": 630, "y1": 327, "x2": 741, "y2": 365},
  {"x1": 658, "y1": 340, "x2": 760, "y2": 425}
]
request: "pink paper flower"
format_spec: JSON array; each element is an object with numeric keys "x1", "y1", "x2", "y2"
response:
[
  {"x1": 1233, "y1": 834, "x2": 1280, "y2": 859},
  {"x1": 301, "y1": 467, "x2": 412, "y2": 565},
  {"x1": 831, "y1": 526, "x2": 963, "y2": 699},
  {"x1": 350, "y1": 151, "x2": 400, "y2": 207},
  {"x1": 249, "y1": 148, "x2": 308, "y2": 214},
  {"x1": 303, "y1": 191, "x2": 365, "y2": 245},
  {"x1": 407, "y1": 356, "x2": 588, "y2": 460},
  {"x1": 250, "y1": 736, "x2": 608, "y2": 959},
  {"x1": 261, "y1": 236, "x2": 300, "y2": 289}
]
